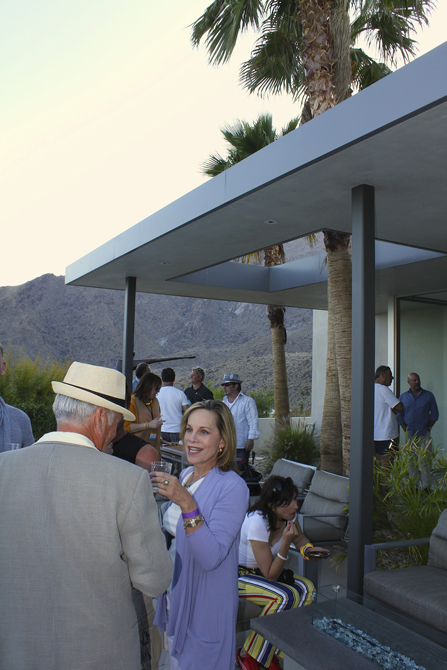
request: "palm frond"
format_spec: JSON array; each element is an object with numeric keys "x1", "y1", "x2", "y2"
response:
[
  {"x1": 239, "y1": 29, "x2": 306, "y2": 99},
  {"x1": 350, "y1": 47, "x2": 392, "y2": 90},
  {"x1": 201, "y1": 153, "x2": 233, "y2": 176},
  {"x1": 190, "y1": 0, "x2": 266, "y2": 65}
]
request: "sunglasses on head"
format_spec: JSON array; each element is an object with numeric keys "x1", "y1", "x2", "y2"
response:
[{"x1": 272, "y1": 477, "x2": 293, "y2": 494}]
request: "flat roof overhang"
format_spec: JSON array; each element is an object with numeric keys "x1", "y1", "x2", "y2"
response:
[{"x1": 66, "y1": 42, "x2": 447, "y2": 311}]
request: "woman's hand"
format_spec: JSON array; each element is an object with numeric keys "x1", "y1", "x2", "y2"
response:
[
  {"x1": 147, "y1": 417, "x2": 164, "y2": 429},
  {"x1": 150, "y1": 473, "x2": 197, "y2": 513},
  {"x1": 283, "y1": 520, "x2": 304, "y2": 545}
]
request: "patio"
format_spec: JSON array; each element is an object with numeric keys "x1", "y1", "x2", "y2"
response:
[{"x1": 66, "y1": 40, "x2": 447, "y2": 662}]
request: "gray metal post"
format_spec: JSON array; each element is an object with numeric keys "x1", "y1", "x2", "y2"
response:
[
  {"x1": 347, "y1": 184, "x2": 375, "y2": 595},
  {"x1": 123, "y1": 276, "x2": 136, "y2": 391}
]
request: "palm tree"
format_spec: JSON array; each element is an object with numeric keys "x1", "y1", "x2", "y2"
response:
[
  {"x1": 203, "y1": 114, "x2": 300, "y2": 423},
  {"x1": 191, "y1": 0, "x2": 434, "y2": 474}
]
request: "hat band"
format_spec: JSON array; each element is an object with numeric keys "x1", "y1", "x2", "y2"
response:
[{"x1": 62, "y1": 383, "x2": 126, "y2": 408}]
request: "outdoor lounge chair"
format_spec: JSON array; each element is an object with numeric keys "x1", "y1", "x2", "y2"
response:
[
  {"x1": 364, "y1": 508, "x2": 447, "y2": 648},
  {"x1": 269, "y1": 458, "x2": 317, "y2": 498}
]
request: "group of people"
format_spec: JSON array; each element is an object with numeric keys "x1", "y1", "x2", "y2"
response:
[
  {"x1": 374, "y1": 365, "x2": 439, "y2": 481},
  {"x1": 0, "y1": 354, "x2": 328, "y2": 670},
  {"x1": 2, "y1": 347, "x2": 437, "y2": 670}
]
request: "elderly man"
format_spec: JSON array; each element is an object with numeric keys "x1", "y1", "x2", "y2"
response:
[
  {"x1": 374, "y1": 365, "x2": 403, "y2": 462},
  {"x1": 0, "y1": 343, "x2": 34, "y2": 448},
  {"x1": 221, "y1": 372, "x2": 260, "y2": 465},
  {"x1": 0, "y1": 362, "x2": 172, "y2": 670},
  {"x1": 184, "y1": 366, "x2": 214, "y2": 404}
]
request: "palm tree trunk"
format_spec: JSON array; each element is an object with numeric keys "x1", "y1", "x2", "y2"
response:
[
  {"x1": 296, "y1": 0, "x2": 336, "y2": 117},
  {"x1": 264, "y1": 245, "x2": 290, "y2": 424},
  {"x1": 322, "y1": 232, "x2": 352, "y2": 475},
  {"x1": 268, "y1": 305, "x2": 290, "y2": 424},
  {"x1": 320, "y1": 311, "x2": 343, "y2": 473}
]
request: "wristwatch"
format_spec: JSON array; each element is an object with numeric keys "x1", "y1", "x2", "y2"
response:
[{"x1": 183, "y1": 515, "x2": 204, "y2": 529}]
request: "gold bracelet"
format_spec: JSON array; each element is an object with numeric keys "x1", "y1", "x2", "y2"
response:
[
  {"x1": 300, "y1": 542, "x2": 314, "y2": 560},
  {"x1": 183, "y1": 515, "x2": 204, "y2": 529}
]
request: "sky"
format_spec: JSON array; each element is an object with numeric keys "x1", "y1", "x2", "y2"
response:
[{"x1": 1, "y1": 0, "x2": 446, "y2": 288}]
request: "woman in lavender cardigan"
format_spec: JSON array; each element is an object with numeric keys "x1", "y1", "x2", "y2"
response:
[{"x1": 152, "y1": 400, "x2": 249, "y2": 670}]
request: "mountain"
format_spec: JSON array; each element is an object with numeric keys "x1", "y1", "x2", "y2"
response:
[{"x1": 0, "y1": 237, "x2": 324, "y2": 409}]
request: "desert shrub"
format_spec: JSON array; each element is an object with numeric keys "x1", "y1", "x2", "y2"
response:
[
  {"x1": 373, "y1": 437, "x2": 447, "y2": 566},
  {"x1": 260, "y1": 419, "x2": 320, "y2": 473},
  {"x1": 0, "y1": 349, "x2": 69, "y2": 440},
  {"x1": 247, "y1": 390, "x2": 274, "y2": 418}
]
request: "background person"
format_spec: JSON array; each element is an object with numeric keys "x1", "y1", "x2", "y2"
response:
[
  {"x1": 222, "y1": 372, "x2": 260, "y2": 465},
  {"x1": 132, "y1": 362, "x2": 150, "y2": 392},
  {"x1": 0, "y1": 343, "x2": 34, "y2": 448},
  {"x1": 124, "y1": 372, "x2": 164, "y2": 457},
  {"x1": 0, "y1": 361, "x2": 172, "y2": 670},
  {"x1": 398, "y1": 372, "x2": 439, "y2": 439},
  {"x1": 153, "y1": 399, "x2": 249, "y2": 670},
  {"x1": 237, "y1": 475, "x2": 328, "y2": 670},
  {"x1": 157, "y1": 368, "x2": 189, "y2": 443},
  {"x1": 374, "y1": 365, "x2": 403, "y2": 464},
  {"x1": 184, "y1": 366, "x2": 214, "y2": 404}
]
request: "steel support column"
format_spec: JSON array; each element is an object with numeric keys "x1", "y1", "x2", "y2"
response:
[
  {"x1": 123, "y1": 276, "x2": 136, "y2": 391},
  {"x1": 347, "y1": 184, "x2": 376, "y2": 595}
]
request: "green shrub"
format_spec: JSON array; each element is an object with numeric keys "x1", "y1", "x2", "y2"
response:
[
  {"x1": 247, "y1": 389, "x2": 274, "y2": 418},
  {"x1": 373, "y1": 437, "x2": 447, "y2": 566},
  {"x1": 260, "y1": 419, "x2": 320, "y2": 473},
  {"x1": 0, "y1": 350, "x2": 69, "y2": 440}
]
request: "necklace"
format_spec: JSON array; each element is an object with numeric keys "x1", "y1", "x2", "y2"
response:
[{"x1": 186, "y1": 466, "x2": 214, "y2": 487}]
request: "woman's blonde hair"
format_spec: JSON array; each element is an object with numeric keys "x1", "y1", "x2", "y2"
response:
[{"x1": 180, "y1": 399, "x2": 237, "y2": 472}]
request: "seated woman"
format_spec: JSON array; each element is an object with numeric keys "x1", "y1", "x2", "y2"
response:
[
  {"x1": 123, "y1": 372, "x2": 164, "y2": 457},
  {"x1": 237, "y1": 475, "x2": 329, "y2": 670}
]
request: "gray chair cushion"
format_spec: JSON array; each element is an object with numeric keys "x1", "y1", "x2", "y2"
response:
[
  {"x1": 299, "y1": 517, "x2": 346, "y2": 542},
  {"x1": 237, "y1": 598, "x2": 263, "y2": 623},
  {"x1": 270, "y1": 459, "x2": 316, "y2": 495},
  {"x1": 300, "y1": 470, "x2": 349, "y2": 531},
  {"x1": 364, "y1": 565, "x2": 447, "y2": 634},
  {"x1": 429, "y1": 509, "x2": 447, "y2": 571}
]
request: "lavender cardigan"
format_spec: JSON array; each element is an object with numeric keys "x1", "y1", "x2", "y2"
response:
[{"x1": 156, "y1": 466, "x2": 249, "y2": 670}]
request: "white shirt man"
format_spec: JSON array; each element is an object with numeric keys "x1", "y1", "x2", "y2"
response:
[
  {"x1": 221, "y1": 373, "x2": 260, "y2": 464},
  {"x1": 374, "y1": 365, "x2": 403, "y2": 457},
  {"x1": 157, "y1": 367, "x2": 189, "y2": 443}
]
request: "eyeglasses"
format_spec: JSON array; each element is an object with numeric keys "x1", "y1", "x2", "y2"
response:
[{"x1": 222, "y1": 383, "x2": 234, "y2": 387}]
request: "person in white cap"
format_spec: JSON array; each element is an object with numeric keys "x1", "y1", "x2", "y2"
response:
[
  {"x1": 221, "y1": 373, "x2": 260, "y2": 465},
  {"x1": 0, "y1": 361, "x2": 172, "y2": 670}
]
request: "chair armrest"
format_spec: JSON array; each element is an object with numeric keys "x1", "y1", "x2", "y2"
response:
[{"x1": 364, "y1": 537, "x2": 430, "y2": 575}]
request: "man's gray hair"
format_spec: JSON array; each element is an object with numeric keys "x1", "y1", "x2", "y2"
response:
[
  {"x1": 192, "y1": 367, "x2": 205, "y2": 381},
  {"x1": 53, "y1": 395, "x2": 118, "y2": 426}
]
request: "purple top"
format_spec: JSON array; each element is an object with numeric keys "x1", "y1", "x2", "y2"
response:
[{"x1": 156, "y1": 466, "x2": 249, "y2": 670}]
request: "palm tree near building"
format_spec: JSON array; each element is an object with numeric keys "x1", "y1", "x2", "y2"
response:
[
  {"x1": 202, "y1": 113, "x2": 300, "y2": 423},
  {"x1": 191, "y1": 0, "x2": 434, "y2": 475}
]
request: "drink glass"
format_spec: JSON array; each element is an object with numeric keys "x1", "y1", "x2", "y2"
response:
[
  {"x1": 150, "y1": 461, "x2": 172, "y2": 498},
  {"x1": 0, "y1": 443, "x2": 21, "y2": 453}
]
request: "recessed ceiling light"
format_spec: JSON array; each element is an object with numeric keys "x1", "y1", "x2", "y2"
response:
[{"x1": 263, "y1": 219, "x2": 278, "y2": 225}]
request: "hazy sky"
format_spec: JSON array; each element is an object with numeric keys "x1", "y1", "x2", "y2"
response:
[{"x1": 1, "y1": 0, "x2": 446, "y2": 287}]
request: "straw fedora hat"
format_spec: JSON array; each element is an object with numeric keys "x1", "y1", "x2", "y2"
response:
[{"x1": 52, "y1": 362, "x2": 135, "y2": 422}]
